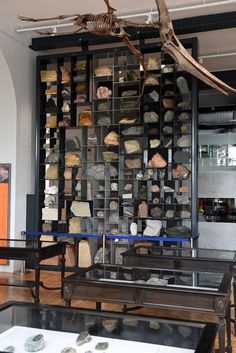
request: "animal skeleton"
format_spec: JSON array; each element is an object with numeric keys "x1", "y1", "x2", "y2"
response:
[{"x1": 19, "y1": 0, "x2": 236, "y2": 95}]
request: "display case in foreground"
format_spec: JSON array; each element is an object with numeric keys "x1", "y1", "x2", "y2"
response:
[{"x1": 0, "y1": 301, "x2": 217, "y2": 353}]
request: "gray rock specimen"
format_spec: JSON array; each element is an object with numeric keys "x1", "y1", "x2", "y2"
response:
[
  {"x1": 176, "y1": 195, "x2": 190, "y2": 205},
  {"x1": 150, "y1": 207, "x2": 162, "y2": 218},
  {"x1": 111, "y1": 182, "x2": 118, "y2": 191},
  {"x1": 144, "y1": 111, "x2": 159, "y2": 123},
  {"x1": 24, "y1": 334, "x2": 45, "y2": 352},
  {"x1": 173, "y1": 151, "x2": 190, "y2": 164},
  {"x1": 109, "y1": 201, "x2": 119, "y2": 210},
  {"x1": 108, "y1": 212, "x2": 119, "y2": 223},
  {"x1": 95, "y1": 342, "x2": 108, "y2": 350},
  {"x1": 124, "y1": 183, "x2": 133, "y2": 191},
  {"x1": 149, "y1": 90, "x2": 159, "y2": 102},
  {"x1": 178, "y1": 112, "x2": 191, "y2": 122},
  {"x1": 61, "y1": 348, "x2": 77, "y2": 353},
  {"x1": 153, "y1": 197, "x2": 159, "y2": 204},
  {"x1": 180, "y1": 210, "x2": 191, "y2": 218},
  {"x1": 110, "y1": 227, "x2": 119, "y2": 234},
  {"x1": 88, "y1": 135, "x2": 98, "y2": 146},
  {"x1": 97, "y1": 211, "x2": 105, "y2": 217},
  {"x1": 165, "y1": 225, "x2": 191, "y2": 238},
  {"x1": 98, "y1": 101, "x2": 111, "y2": 111},
  {"x1": 44, "y1": 185, "x2": 58, "y2": 194},
  {"x1": 3, "y1": 347, "x2": 15, "y2": 353},
  {"x1": 76, "y1": 331, "x2": 91, "y2": 346},
  {"x1": 163, "y1": 126, "x2": 173, "y2": 134},
  {"x1": 163, "y1": 186, "x2": 174, "y2": 192},
  {"x1": 164, "y1": 110, "x2": 174, "y2": 122},
  {"x1": 44, "y1": 151, "x2": 59, "y2": 164},
  {"x1": 97, "y1": 116, "x2": 111, "y2": 125},
  {"x1": 87, "y1": 164, "x2": 118, "y2": 179},
  {"x1": 143, "y1": 220, "x2": 162, "y2": 237},
  {"x1": 176, "y1": 76, "x2": 191, "y2": 109},
  {"x1": 122, "y1": 126, "x2": 143, "y2": 136},
  {"x1": 94, "y1": 247, "x2": 109, "y2": 263},
  {"x1": 146, "y1": 278, "x2": 168, "y2": 286}
]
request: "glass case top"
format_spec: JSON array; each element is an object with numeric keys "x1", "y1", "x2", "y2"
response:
[
  {"x1": 130, "y1": 246, "x2": 236, "y2": 261},
  {"x1": 83, "y1": 264, "x2": 225, "y2": 291},
  {"x1": 0, "y1": 302, "x2": 215, "y2": 353}
]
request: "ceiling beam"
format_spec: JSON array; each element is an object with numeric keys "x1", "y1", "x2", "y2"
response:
[{"x1": 30, "y1": 11, "x2": 236, "y2": 51}]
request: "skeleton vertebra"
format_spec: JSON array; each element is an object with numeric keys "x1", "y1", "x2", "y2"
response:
[{"x1": 19, "y1": 0, "x2": 236, "y2": 95}]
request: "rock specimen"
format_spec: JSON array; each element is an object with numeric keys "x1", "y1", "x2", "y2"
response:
[
  {"x1": 103, "y1": 151, "x2": 119, "y2": 161},
  {"x1": 177, "y1": 136, "x2": 190, "y2": 147},
  {"x1": 148, "y1": 90, "x2": 159, "y2": 102},
  {"x1": 150, "y1": 207, "x2": 162, "y2": 218},
  {"x1": 125, "y1": 158, "x2": 141, "y2": 169},
  {"x1": 124, "y1": 140, "x2": 141, "y2": 154},
  {"x1": 180, "y1": 124, "x2": 189, "y2": 134},
  {"x1": 180, "y1": 210, "x2": 191, "y2": 218},
  {"x1": 64, "y1": 169, "x2": 72, "y2": 180},
  {"x1": 3, "y1": 347, "x2": 15, "y2": 353},
  {"x1": 124, "y1": 183, "x2": 132, "y2": 191},
  {"x1": 163, "y1": 186, "x2": 174, "y2": 192},
  {"x1": 45, "y1": 166, "x2": 58, "y2": 180},
  {"x1": 69, "y1": 217, "x2": 81, "y2": 234},
  {"x1": 150, "y1": 139, "x2": 160, "y2": 148},
  {"x1": 108, "y1": 212, "x2": 119, "y2": 224},
  {"x1": 65, "y1": 136, "x2": 81, "y2": 152},
  {"x1": 178, "y1": 112, "x2": 191, "y2": 121},
  {"x1": 44, "y1": 185, "x2": 58, "y2": 194},
  {"x1": 152, "y1": 184, "x2": 160, "y2": 192},
  {"x1": 123, "y1": 318, "x2": 139, "y2": 327},
  {"x1": 163, "y1": 126, "x2": 173, "y2": 134},
  {"x1": 173, "y1": 151, "x2": 190, "y2": 164},
  {"x1": 78, "y1": 110, "x2": 93, "y2": 126},
  {"x1": 94, "y1": 247, "x2": 109, "y2": 263},
  {"x1": 42, "y1": 222, "x2": 52, "y2": 233},
  {"x1": 138, "y1": 201, "x2": 148, "y2": 218},
  {"x1": 109, "y1": 201, "x2": 119, "y2": 210},
  {"x1": 172, "y1": 164, "x2": 190, "y2": 180},
  {"x1": 163, "y1": 138, "x2": 172, "y2": 148},
  {"x1": 176, "y1": 76, "x2": 191, "y2": 109},
  {"x1": 164, "y1": 110, "x2": 174, "y2": 122},
  {"x1": 44, "y1": 195, "x2": 55, "y2": 207},
  {"x1": 74, "y1": 95, "x2": 86, "y2": 104},
  {"x1": 61, "y1": 348, "x2": 76, "y2": 353},
  {"x1": 40, "y1": 70, "x2": 57, "y2": 82},
  {"x1": 166, "y1": 210, "x2": 175, "y2": 218},
  {"x1": 97, "y1": 116, "x2": 111, "y2": 126},
  {"x1": 65, "y1": 152, "x2": 81, "y2": 167},
  {"x1": 45, "y1": 98, "x2": 57, "y2": 113},
  {"x1": 71, "y1": 201, "x2": 91, "y2": 217},
  {"x1": 0, "y1": 169, "x2": 8, "y2": 182},
  {"x1": 122, "y1": 126, "x2": 143, "y2": 136},
  {"x1": 143, "y1": 220, "x2": 162, "y2": 236},
  {"x1": 87, "y1": 164, "x2": 118, "y2": 179},
  {"x1": 98, "y1": 101, "x2": 111, "y2": 111},
  {"x1": 148, "y1": 153, "x2": 167, "y2": 168},
  {"x1": 153, "y1": 197, "x2": 159, "y2": 204},
  {"x1": 97, "y1": 86, "x2": 112, "y2": 99},
  {"x1": 179, "y1": 185, "x2": 189, "y2": 193},
  {"x1": 61, "y1": 102, "x2": 70, "y2": 113},
  {"x1": 147, "y1": 56, "x2": 160, "y2": 70},
  {"x1": 143, "y1": 111, "x2": 159, "y2": 123},
  {"x1": 95, "y1": 342, "x2": 109, "y2": 350},
  {"x1": 76, "y1": 82, "x2": 86, "y2": 94},
  {"x1": 122, "y1": 89, "x2": 137, "y2": 97},
  {"x1": 163, "y1": 98, "x2": 174, "y2": 108},
  {"x1": 58, "y1": 116, "x2": 71, "y2": 127},
  {"x1": 146, "y1": 278, "x2": 168, "y2": 286},
  {"x1": 102, "y1": 319, "x2": 118, "y2": 332},
  {"x1": 76, "y1": 331, "x2": 91, "y2": 346},
  {"x1": 177, "y1": 325, "x2": 192, "y2": 338},
  {"x1": 60, "y1": 66, "x2": 71, "y2": 83},
  {"x1": 45, "y1": 116, "x2": 57, "y2": 128},
  {"x1": 104, "y1": 131, "x2": 119, "y2": 145},
  {"x1": 130, "y1": 222, "x2": 138, "y2": 235},
  {"x1": 176, "y1": 195, "x2": 190, "y2": 204},
  {"x1": 94, "y1": 65, "x2": 112, "y2": 76},
  {"x1": 149, "y1": 321, "x2": 161, "y2": 330},
  {"x1": 165, "y1": 225, "x2": 191, "y2": 238},
  {"x1": 119, "y1": 117, "x2": 137, "y2": 124},
  {"x1": 111, "y1": 182, "x2": 118, "y2": 190},
  {"x1": 44, "y1": 151, "x2": 59, "y2": 164},
  {"x1": 145, "y1": 75, "x2": 159, "y2": 85},
  {"x1": 88, "y1": 134, "x2": 98, "y2": 146},
  {"x1": 24, "y1": 334, "x2": 45, "y2": 352}
]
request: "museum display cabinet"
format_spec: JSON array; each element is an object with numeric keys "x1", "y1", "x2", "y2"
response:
[
  {"x1": 0, "y1": 301, "x2": 217, "y2": 353},
  {"x1": 27, "y1": 38, "x2": 198, "y2": 269},
  {"x1": 0, "y1": 239, "x2": 65, "y2": 303},
  {"x1": 62, "y1": 264, "x2": 231, "y2": 353}
]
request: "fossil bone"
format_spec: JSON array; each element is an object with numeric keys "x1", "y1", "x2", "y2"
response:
[{"x1": 19, "y1": 0, "x2": 236, "y2": 96}]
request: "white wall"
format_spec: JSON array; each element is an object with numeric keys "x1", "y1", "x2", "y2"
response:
[{"x1": 0, "y1": 20, "x2": 36, "y2": 271}]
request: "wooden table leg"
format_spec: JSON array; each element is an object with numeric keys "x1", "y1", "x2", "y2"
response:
[
  {"x1": 226, "y1": 301, "x2": 232, "y2": 353},
  {"x1": 34, "y1": 263, "x2": 40, "y2": 304},
  {"x1": 218, "y1": 316, "x2": 225, "y2": 353},
  {"x1": 233, "y1": 275, "x2": 236, "y2": 335},
  {"x1": 60, "y1": 246, "x2": 66, "y2": 298}
]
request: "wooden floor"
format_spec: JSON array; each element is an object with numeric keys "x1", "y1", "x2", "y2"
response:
[{"x1": 0, "y1": 270, "x2": 236, "y2": 350}]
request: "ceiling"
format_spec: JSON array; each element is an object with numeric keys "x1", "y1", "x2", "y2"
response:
[{"x1": 0, "y1": 0, "x2": 236, "y2": 71}]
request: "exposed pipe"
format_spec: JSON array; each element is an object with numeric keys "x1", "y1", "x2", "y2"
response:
[{"x1": 16, "y1": 0, "x2": 236, "y2": 33}]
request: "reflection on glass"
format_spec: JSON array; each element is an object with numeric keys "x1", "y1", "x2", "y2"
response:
[{"x1": 198, "y1": 198, "x2": 236, "y2": 222}]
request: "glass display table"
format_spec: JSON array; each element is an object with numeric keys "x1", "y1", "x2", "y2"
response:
[
  {"x1": 63, "y1": 264, "x2": 232, "y2": 353},
  {"x1": 122, "y1": 246, "x2": 236, "y2": 332},
  {"x1": 0, "y1": 301, "x2": 217, "y2": 353},
  {"x1": 0, "y1": 239, "x2": 66, "y2": 303}
]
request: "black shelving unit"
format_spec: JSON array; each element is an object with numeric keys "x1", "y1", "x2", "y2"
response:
[{"x1": 29, "y1": 38, "x2": 198, "y2": 269}]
